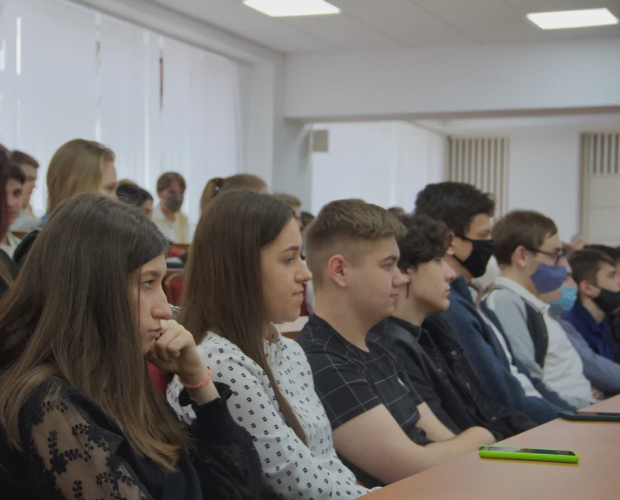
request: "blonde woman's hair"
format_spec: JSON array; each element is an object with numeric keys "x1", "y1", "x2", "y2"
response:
[{"x1": 46, "y1": 139, "x2": 115, "y2": 213}]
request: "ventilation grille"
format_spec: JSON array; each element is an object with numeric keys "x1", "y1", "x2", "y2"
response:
[
  {"x1": 446, "y1": 137, "x2": 509, "y2": 217},
  {"x1": 582, "y1": 133, "x2": 620, "y2": 176}
]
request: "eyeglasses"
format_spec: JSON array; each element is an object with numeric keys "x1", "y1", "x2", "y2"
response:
[{"x1": 525, "y1": 247, "x2": 564, "y2": 266}]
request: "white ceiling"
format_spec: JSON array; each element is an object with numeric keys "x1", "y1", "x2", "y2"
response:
[{"x1": 151, "y1": 0, "x2": 620, "y2": 53}]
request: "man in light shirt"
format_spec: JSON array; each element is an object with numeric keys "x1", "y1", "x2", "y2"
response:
[
  {"x1": 10, "y1": 150, "x2": 40, "y2": 233},
  {"x1": 152, "y1": 172, "x2": 193, "y2": 244},
  {"x1": 483, "y1": 210, "x2": 594, "y2": 409}
]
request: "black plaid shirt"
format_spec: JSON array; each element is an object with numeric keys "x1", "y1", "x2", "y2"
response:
[{"x1": 297, "y1": 314, "x2": 431, "y2": 488}]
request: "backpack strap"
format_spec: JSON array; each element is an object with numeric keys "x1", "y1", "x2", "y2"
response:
[{"x1": 485, "y1": 285, "x2": 549, "y2": 369}]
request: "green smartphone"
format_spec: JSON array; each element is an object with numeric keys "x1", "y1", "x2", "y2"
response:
[{"x1": 479, "y1": 445, "x2": 579, "y2": 464}]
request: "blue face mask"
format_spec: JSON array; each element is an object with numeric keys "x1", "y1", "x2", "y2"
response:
[
  {"x1": 550, "y1": 286, "x2": 578, "y2": 316},
  {"x1": 530, "y1": 263, "x2": 567, "y2": 294}
]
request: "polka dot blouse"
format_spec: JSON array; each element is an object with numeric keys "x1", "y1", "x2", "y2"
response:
[{"x1": 167, "y1": 330, "x2": 371, "y2": 500}]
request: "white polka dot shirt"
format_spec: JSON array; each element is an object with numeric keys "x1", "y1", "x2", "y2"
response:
[{"x1": 167, "y1": 330, "x2": 371, "y2": 500}]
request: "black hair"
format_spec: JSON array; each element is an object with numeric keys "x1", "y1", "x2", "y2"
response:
[
  {"x1": 116, "y1": 184, "x2": 153, "y2": 208},
  {"x1": 585, "y1": 244, "x2": 620, "y2": 265},
  {"x1": 569, "y1": 249, "x2": 616, "y2": 286},
  {"x1": 415, "y1": 182, "x2": 495, "y2": 237},
  {"x1": 397, "y1": 214, "x2": 451, "y2": 271},
  {"x1": 8, "y1": 163, "x2": 26, "y2": 184}
]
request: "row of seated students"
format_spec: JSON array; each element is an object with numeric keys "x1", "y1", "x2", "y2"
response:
[{"x1": 1, "y1": 139, "x2": 620, "y2": 499}]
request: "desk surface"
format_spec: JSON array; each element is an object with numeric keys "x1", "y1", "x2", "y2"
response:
[{"x1": 363, "y1": 397, "x2": 620, "y2": 500}]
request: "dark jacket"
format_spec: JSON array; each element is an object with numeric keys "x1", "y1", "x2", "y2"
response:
[
  {"x1": 441, "y1": 276, "x2": 568, "y2": 424},
  {"x1": 13, "y1": 229, "x2": 39, "y2": 268},
  {"x1": 375, "y1": 315, "x2": 535, "y2": 440},
  {"x1": 0, "y1": 248, "x2": 18, "y2": 298}
]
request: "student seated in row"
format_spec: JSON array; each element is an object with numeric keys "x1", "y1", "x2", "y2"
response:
[
  {"x1": 0, "y1": 194, "x2": 264, "y2": 500},
  {"x1": 9, "y1": 150, "x2": 40, "y2": 233},
  {"x1": 587, "y1": 245, "x2": 620, "y2": 363},
  {"x1": 273, "y1": 193, "x2": 303, "y2": 229},
  {"x1": 548, "y1": 248, "x2": 620, "y2": 396},
  {"x1": 117, "y1": 183, "x2": 154, "y2": 219},
  {"x1": 564, "y1": 248, "x2": 620, "y2": 363},
  {"x1": 584, "y1": 245, "x2": 620, "y2": 362},
  {"x1": 1, "y1": 163, "x2": 25, "y2": 258},
  {"x1": 168, "y1": 191, "x2": 371, "y2": 500},
  {"x1": 298, "y1": 199, "x2": 495, "y2": 488},
  {"x1": 0, "y1": 146, "x2": 18, "y2": 298},
  {"x1": 415, "y1": 182, "x2": 571, "y2": 423},
  {"x1": 374, "y1": 214, "x2": 535, "y2": 440},
  {"x1": 153, "y1": 172, "x2": 193, "y2": 244},
  {"x1": 482, "y1": 210, "x2": 593, "y2": 409},
  {"x1": 14, "y1": 139, "x2": 118, "y2": 267}
]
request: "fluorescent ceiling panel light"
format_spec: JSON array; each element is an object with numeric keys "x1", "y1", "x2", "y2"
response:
[
  {"x1": 527, "y1": 8, "x2": 618, "y2": 30},
  {"x1": 244, "y1": 0, "x2": 340, "y2": 17}
]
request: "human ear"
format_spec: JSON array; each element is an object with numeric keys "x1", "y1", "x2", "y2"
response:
[{"x1": 328, "y1": 255, "x2": 348, "y2": 289}]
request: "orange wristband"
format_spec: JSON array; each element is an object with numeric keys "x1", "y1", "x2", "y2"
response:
[{"x1": 180, "y1": 368, "x2": 212, "y2": 389}]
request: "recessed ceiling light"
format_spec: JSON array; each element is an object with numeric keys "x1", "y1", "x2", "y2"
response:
[
  {"x1": 527, "y1": 8, "x2": 619, "y2": 30},
  {"x1": 243, "y1": 0, "x2": 341, "y2": 17}
]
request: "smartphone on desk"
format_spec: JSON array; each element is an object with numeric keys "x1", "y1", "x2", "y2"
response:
[
  {"x1": 559, "y1": 410, "x2": 620, "y2": 422},
  {"x1": 479, "y1": 446, "x2": 579, "y2": 464}
]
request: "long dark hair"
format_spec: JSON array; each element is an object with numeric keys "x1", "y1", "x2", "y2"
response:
[
  {"x1": 181, "y1": 190, "x2": 307, "y2": 443},
  {"x1": 0, "y1": 193, "x2": 185, "y2": 470}
]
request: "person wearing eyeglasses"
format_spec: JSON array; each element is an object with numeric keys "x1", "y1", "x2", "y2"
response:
[{"x1": 482, "y1": 210, "x2": 594, "y2": 410}]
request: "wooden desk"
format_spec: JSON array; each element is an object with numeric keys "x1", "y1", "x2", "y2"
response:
[{"x1": 363, "y1": 397, "x2": 620, "y2": 500}]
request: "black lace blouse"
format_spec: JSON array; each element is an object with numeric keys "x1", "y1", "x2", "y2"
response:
[{"x1": 0, "y1": 378, "x2": 266, "y2": 500}]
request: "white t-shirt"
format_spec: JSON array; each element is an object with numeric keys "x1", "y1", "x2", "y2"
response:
[{"x1": 167, "y1": 330, "x2": 370, "y2": 500}]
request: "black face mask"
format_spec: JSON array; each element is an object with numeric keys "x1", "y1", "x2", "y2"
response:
[
  {"x1": 455, "y1": 237, "x2": 495, "y2": 279},
  {"x1": 593, "y1": 288, "x2": 620, "y2": 315}
]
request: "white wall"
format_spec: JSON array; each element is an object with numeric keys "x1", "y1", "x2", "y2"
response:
[
  {"x1": 284, "y1": 38, "x2": 620, "y2": 122},
  {"x1": 507, "y1": 127, "x2": 581, "y2": 241},
  {"x1": 72, "y1": 0, "x2": 315, "y2": 200},
  {"x1": 2, "y1": 0, "x2": 310, "y2": 209},
  {"x1": 310, "y1": 122, "x2": 444, "y2": 214},
  {"x1": 0, "y1": 0, "x2": 244, "y2": 224},
  {"x1": 505, "y1": 126, "x2": 620, "y2": 243}
]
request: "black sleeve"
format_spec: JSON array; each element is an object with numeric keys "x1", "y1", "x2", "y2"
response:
[
  {"x1": 13, "y1": 230, "x2": 39, "y2": 268},
  {"x1": 26, "y1": 389, "x2": 153, "y2": 499},
  {"x1": 178, "y1": 383, "x2": 264, "y2": 500},
  {"x1": 387, "y1": 339, "x2": 460, "y2": 434}
]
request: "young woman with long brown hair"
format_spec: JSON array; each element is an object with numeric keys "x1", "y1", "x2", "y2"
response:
[
  {"x1": 168, "y1": 191, "x2": 371, "y2": 499},
  {"x1": 0, "y1": 193, "x2": 264, "y2": 500},
  {"x1": 14, "y1": 138, "x2": 118, "y2": 266}
]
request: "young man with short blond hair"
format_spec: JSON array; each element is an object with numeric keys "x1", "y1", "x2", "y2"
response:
[{"x1": 298, "y1": 199, "x2": 495, "y2": 488}]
